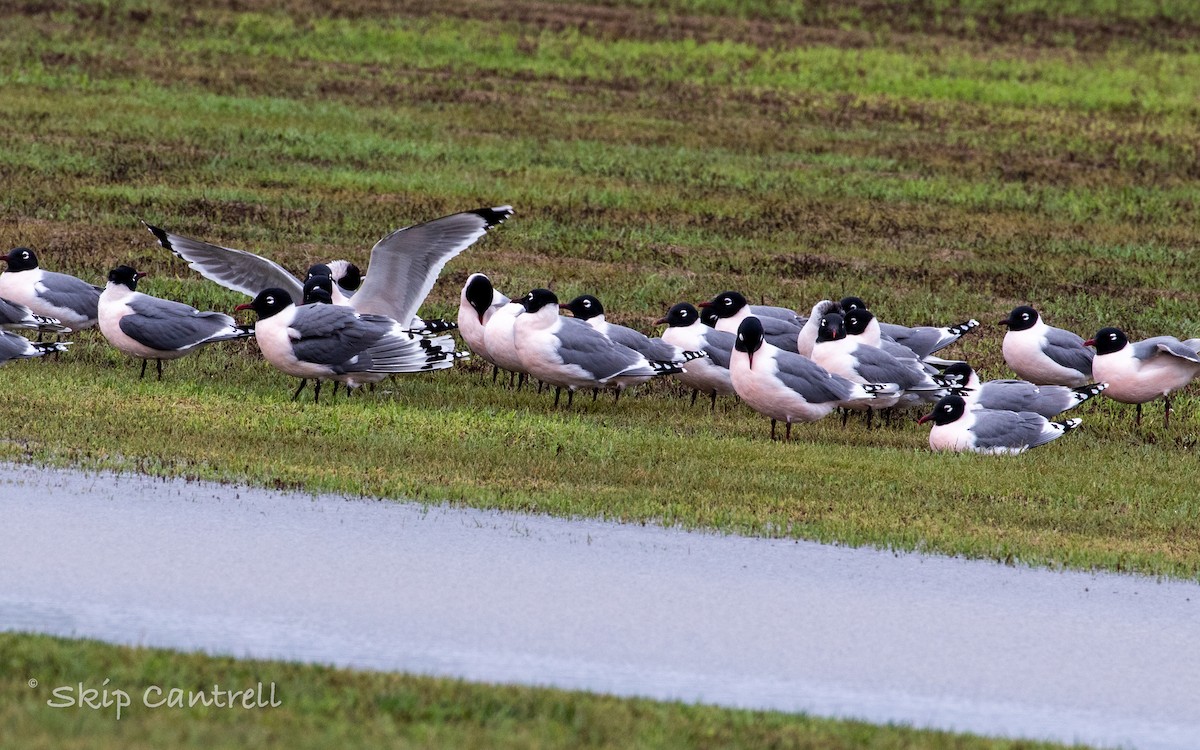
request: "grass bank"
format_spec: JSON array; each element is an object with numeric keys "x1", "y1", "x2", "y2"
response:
[{"x1": 0, "y1": 632, "x2": 1087, "y2": 749}]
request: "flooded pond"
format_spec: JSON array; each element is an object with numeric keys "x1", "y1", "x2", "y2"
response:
[{"x1": 1, "y1": 463, "x2": 1197, "y2": 749}]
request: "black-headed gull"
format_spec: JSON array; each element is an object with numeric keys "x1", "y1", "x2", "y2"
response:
[
  {"x1": 99, "y1": 266, "x2": 254, "y2": 380},
  {"x1": 731, "y1": 316, "x2": 899, "y2": 440},
  {"x1": 918, "y1": 394, "x2": 1081, "y2": 454},
  {"x1": 560, "y1": 294, "x2": 701, "y2": 364},
  {"x1": 656, "y1": 302, "x2": 736, "y2": 410},
  {"x1": 512, "y1": 289, "x2": 687, "y2": 406},
  {"x1": 0, "y1": 329, "x2": 68, "y2": 364},
  {"x1": 841, "y1": 308, "x2": 941, "y2": 370},
  {"x1": 235, "y1": 288, "x2": 457, "y2": 402},
  {"x1": 940, "y1": 362, "x2": 1107, "y2": 419},
  {"x1": 1000, "y1": 305, "x2": 1092, "y2": 386},
  {"x1": 0, "y1": 296, "x2": 67, "y2": 334},
  {"x1": 701, "y1": 291, "x2": 802, "y2": 353},
  {"x1": 840, "y1": 296, "x2": 978, "y2": 359},
  {"x1": 1085, "y1": 327, "x2": 1200, "y2": 427},
  {"x1": 812, "y1": 313, "x2": 950, "y2": 420},
  {"x1": 457, "y1": 273, "x2": 510, "y2": 377},
  {"x1": 147, "y1": 205, "x2": 512, "y2": 326},
  {"x1": 0, "y1": 247, "x2": 101, "y2": 331}
]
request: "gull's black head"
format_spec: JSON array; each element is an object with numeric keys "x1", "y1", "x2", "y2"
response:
[
  {"x1": 816, "y1": 312, "x2": 846, "y2": 343},
  {"x1": 464, "y1": 273, "x2": 496, "y2": 322},
  {"x1": 337, "y1": 262, "x2": 363, "y2": 291},
  {"x1": 700, "y1": 291, "x2": 748, "y2": 319},
  {"x1": 1000, "y1": 305, "x2": 1039, "y2": 332},
  {"x1": 561, "y1": 294, "x2": 604, "y2": 321},
  {"x1": 3, "y1": 247, "x2": 39, "y2": 272},
  {"x1": 839, "y1": 296, "x2": 867, "y2": 312},
  {"x1": 520, "y1": 288, "x2": 559, "y2": 314},
  {"x1": 658, "y1": 302, "x2": 699, "y2": 328},
  {"x1": 699, "y1": 306, "x2": 720, "y2": 328},
  {"x1": 919, "y1": 394, "x2": 967, "y2": 426},
  {"x1": 107, "y1": 265, "x2": 146, "y2": 291},
  {"x1": 304, "y1": 263, "x2": 333, "y2": 283},
  {"x1": 735, "y1": 315, "x2": 765, "y2": 357},
  {"x1": 1086, "y1": 327, "x2": 1127, "y2": 355},
  {"x1": 236, "y1": 287, "x2": 293, "y2": 320},
  {"x1": 303, "y1": 275, "x2": 334, "y2": 305},
  {"x1": 940, "y1": 362, "x2": 975, "y2": 385},
  {"x1": 843, "y1": 308, "x2": 875, "y2": 336}
]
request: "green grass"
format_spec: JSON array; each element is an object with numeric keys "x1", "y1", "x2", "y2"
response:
[
  {"x1": 1, "y1": 0, "x2": 1200, "y2": 586},
  {"x1": 0, "y1": 632, "x2": 1089, "y2": 749}
]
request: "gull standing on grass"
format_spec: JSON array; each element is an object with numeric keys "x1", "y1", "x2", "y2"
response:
[
  {"x1": 146, "y1": 205, "x2": 513, "y2": 329},
  {"x1": 657, "y1": 302, "x2": 737, "y2": 410},
  {"x1": 560, "y1": 294, "x2": 702, "y2": 364},
  {"x1": 839, "y1": 296, "x2": 979, "y2": 360},
  {"x1": 235, "y1": 288, "x2": 457, "y2": 403},
  {"x1": 457, "y1": 273, "x2": 511, "y2": 378},
  {"x1": 918, "y1": 394, "x2": 1081, "y2": 455},
  {"x1": 513, "y1": 289, "x2": 691, "y2": 406},
  {"x1": 731, "y1": 316, "x2": 900, "y2": 441},
  {"x1": 99, "y1": 265, "x2": 255, "y2": 380},
  {"x1": 999, "y1": 305, "x2": 1093, "y2": 387},
  {"x1": 0, "y1": 247, "x2": 101, "y2": 332},
  {"x1": 1085, "y1": 327, "x2": 1200, "y2": 428}
]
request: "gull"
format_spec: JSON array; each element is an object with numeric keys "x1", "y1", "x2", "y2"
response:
[
  {"x1": 731, "y1": 316, "x2": 900, "y2": 440},
  {"x1": 1085, "y1": 327, "x2": 1200, "y2": 427},
  {"x1": 918, "y1": 394, "x2": 1081, "y2": 455},
  {"x1": 560, "y1": 294, "x2": 701, "y2": 364},
  {"x1": 146, "y1": 205, "x2": 513, "y2": 327},
  {"x1": 0, "y1": 296, "x2": 67, "y2": 333},
  {"x1": 840, "y1": 308, "x2": 941, "y2": 371},
  {"x1": 701, "y1": 291, "x2": 803, "y2": 353},
  {"x1": 795, "y1": 300, "x2": 839, "y2": 357},
  {"x1": 0, "y1": 329, "x2": 68, "y2": 364},
  {"x1": 235, "y1": 288, "x2": 457, "y2": 402},
  {"x1": 657, "y1": 302, "x2": 736, "y2": 410},
  {"x1": 1000, "y1": 305, "x2": 1093, "y2": 386},
  {"x1": 839, "y1": 296, "x2": 978, "y2": 363},
  {"x1": 0, "y1": 247, "x2": 101, "y2": 331},
  {"x1": 457, "y1": 273, "x2": 510, "y2": 377},
  {"x1": 940, "y1": 362, "x2": 1107, "y2": 419},
  {"x1": 513, "y1": 289, "x2": 688, "y2": 406},
  {"x1": 811, "y1": 312, "x2": 951, "y2": 424},
  {"x1": 99, "y1": 265, "x2": 254, "y2": 380}
]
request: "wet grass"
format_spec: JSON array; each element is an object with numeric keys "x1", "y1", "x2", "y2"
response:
[
  {"x1": 0, "y1": 632, "x2": 1091, "y2": 749},
  {"x1": 1, "y1": 0, "x2": 1199, "y2": 585}
]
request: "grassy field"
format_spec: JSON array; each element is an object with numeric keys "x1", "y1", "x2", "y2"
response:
[
  {"x1": 2, "y1": 0, "x2": 1198, "y2": 579},
  {"x1": 0, "y1": 632, "x2": 1087, "y2": 749}
]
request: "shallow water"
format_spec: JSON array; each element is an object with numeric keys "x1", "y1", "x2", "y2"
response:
[{"x1": 1, "y1": 464, "x2": 1197, "y2": 749}]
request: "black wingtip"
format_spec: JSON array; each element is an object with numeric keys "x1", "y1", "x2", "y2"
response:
[
  {"x1": 142, "y1": 220, "x2": 173, "y2": 250},
  {"x1": 473, "y1": 205, "x2": 514, "y2": 229}
]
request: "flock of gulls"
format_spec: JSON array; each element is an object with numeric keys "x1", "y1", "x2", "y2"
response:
[{"x1": 2, "y1": 204, "x2": 1199, "y2": 455}]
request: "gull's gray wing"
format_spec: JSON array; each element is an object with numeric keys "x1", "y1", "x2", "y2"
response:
[
  {"x1": 554, "y1": 319, "x2": 653, "y2": 380},
  {"x1": 772, "y1": 352, "x2": 854, "y2": 404},
  {"x1": 144, "y1": 221, "x2": 304, "y2": 304},
  {"x1": 970, "y1": 409, "x2": 1054, "y2": 450},
  {"x1": 0, "y1": 330, "x2": 40, "y2": 362},
  {"x1": 351, "y1": 206, "x2": 513, "y2": 326},
  {"x1": 750, "y1": 305, "x2": 803, "y2": 326},
  {"x1": 1134, "y1": 336, "x2": 1200, "y2": 363},
  {"x1": 0, "y1": 296, "x2": 65, "y2": 332},
  {"x1": 120, "y1": 295, "x2": 243, "y2": 352},
  {"x1": 290, "y1": 305, "x2": 388, "y2": 367},
  {"x1": 37, "y1": 271, "x2": 100, "y2": 320},
  {"x1": 1042, "y1": 326, "x2": 1093, "y2": 376},
  {"x1": 846, "y1": 344, "x2": 931, "y2": 391},
  {"x1": 605, "y1": 324, "x2": 680, "y2": 361},
  {"x1": 699, "y1": 329, "x2": 735, "y2": 369},
  {"x1": 976, "y1": 380, "x2": 1071, "y2": 418}
]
